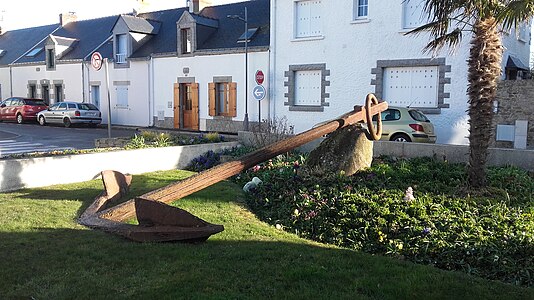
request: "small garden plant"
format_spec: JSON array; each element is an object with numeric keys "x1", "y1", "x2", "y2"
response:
[
  {"x1": 234, "y1": 153, "x2": 534, "y2": 287},
  {"x1": 125, "y1": 131, "x2": 225, "y2": 149}
]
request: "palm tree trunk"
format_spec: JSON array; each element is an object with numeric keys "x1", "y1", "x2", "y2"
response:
[{"x1": 467, "y1": 18, "x2": 502, "y2": 188}]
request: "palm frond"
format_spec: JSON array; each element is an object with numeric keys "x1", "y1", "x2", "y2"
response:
[
  {"x1": 422, "y1": 28, "x2": 463, "y2": 55},
  {"x1": 497, "y1": 0, "x2": 534, "y2": 30}
]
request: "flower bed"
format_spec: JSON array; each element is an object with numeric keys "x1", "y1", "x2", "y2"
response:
[{"x1": 234, "y1": 154, "x2": 534, "y2": 286}]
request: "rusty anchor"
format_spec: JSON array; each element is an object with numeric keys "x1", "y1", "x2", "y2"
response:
[{"x1": 78, "y1": 94, "x2": 387, "y2": 242}]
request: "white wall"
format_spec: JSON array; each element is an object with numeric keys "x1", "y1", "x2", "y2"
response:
[
  {"x1": 272, "y1": 0, "x2": 531, "y2": 145},
  {"x1": 11, "y1": 63, "x2": 82, "y2": 101},
  {"x1": 0, "y1": 67, "x2": 10, "y2": 99},
  {"x1": 84, "y1": 60, "x2": 151, "y2": 127},
  {"x1": 152, "y1": 51, "x2": 270, "y2": 130}
]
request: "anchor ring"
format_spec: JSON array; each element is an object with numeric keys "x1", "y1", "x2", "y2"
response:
[{"x1": 365, "y1": 93, "x2": 382, "y2": 141}]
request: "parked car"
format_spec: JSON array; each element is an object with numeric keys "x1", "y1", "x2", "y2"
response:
[
  {"x1": 37, "y1": 101, "x2": 102, "y2": 128},
  {"x1": 373, "y1": 106, "x2": 436, "y2": 143},
  {"x1": 0, "y1": 97, "x2": 48, "y2": 124}
]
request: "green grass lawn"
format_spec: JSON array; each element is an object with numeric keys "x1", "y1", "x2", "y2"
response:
[{"x1": 0, "y1": 170, "x2": 532, "y2": 299}]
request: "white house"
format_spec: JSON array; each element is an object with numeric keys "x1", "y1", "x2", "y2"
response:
[
  {"x1": 269, "y1": 0, "x2": 531, "y2": 144},
  {"x1": 84, "y1": 0, "x2": 270, "y2": 131},
  {"x1": 1, "y1": 0, "x2": 271, "y2": 133}
]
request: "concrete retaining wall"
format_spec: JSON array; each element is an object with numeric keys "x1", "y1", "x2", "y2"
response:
[
  {"x1": 374, "y1": 141, "x2": 534, "y2": 171},
  {"x1": 0, "y1": 141, "x2": 239, "y2": 192}
]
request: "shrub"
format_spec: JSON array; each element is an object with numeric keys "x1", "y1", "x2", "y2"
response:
[
  {"x1": 125, "y1": 134, "x2": 148, "y2": 149},
  {"x1": 141, "y1": 130, "x2": 159, "y2": 141},
  {"x1": 236, "y1": 155, "x2": 534, "y2": 286},
  {"x1": 154, "y1": 133, "x2": 171, "y2": 147},
  {"x1": 204, "y1": 132, "x2": 223, "y2": 143}
]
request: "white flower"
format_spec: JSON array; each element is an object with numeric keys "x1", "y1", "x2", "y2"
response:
[{"x1": 403, "y1": 187, "x2": 415, "y2": 202}]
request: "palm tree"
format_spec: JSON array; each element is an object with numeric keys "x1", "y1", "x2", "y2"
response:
[{"x1": 408, "y1": 0, "x2": 533, "y2": 187}]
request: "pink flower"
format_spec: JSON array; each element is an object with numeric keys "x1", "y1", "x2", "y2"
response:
[{"x1": 252, "y1": 165, "x2": 261, "y2": 172}]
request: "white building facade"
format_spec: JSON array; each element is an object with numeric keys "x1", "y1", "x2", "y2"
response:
[{"x1": 269, "y1": 0, "x2": 531, "y2": 144}]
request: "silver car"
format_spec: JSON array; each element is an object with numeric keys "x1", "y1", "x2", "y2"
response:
[{"x1": 37, "y1": 101, "x2": 102, "y2": 128}]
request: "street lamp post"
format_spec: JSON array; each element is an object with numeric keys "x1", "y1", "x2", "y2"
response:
[{"x1": 227, "y1": 7, "x2": 249, "y2": 131}]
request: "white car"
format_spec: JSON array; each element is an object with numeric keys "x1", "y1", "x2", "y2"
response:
[{"x1": 37, "y1": 101, "x2": 102, "y2": 128}]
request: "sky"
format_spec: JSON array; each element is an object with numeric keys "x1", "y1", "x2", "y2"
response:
[{"x1": 0, "y1": 0, "x2": 241, "y2": 31}]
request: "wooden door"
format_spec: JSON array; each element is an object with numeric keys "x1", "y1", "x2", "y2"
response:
[{"x1": 181, "y1": 82, "x2": 199, "y2": 130}]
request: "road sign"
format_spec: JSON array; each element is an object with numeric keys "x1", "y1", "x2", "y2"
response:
[
  {"x1": 252, "y1": 85, "x2": 266, "y2": 101},
  {"x1": 255, "y1": 70, "x2": 265, "y2": 85},
  {"x1": 91, "y1": 52, "x2": 103, "y2": 71}
]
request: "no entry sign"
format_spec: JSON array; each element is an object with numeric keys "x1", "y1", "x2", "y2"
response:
[{"x1": 255, "y1": 70, "x2": 264, "y2": 85}]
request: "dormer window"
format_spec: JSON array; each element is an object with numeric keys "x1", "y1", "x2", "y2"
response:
[
  {"x1": 46, "y1": 48, "x2": 56, "y2": 70},
  {"x1": 116, "y1": 34, "x2": 127, "y2": 64},
  {"x1": 180, "y1": 28, "x2": 192, "y2": 54}
]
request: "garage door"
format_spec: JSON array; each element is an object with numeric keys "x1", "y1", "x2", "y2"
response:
[{"x1": 382, "y1": 66, "x2": 438, "y2": 108}]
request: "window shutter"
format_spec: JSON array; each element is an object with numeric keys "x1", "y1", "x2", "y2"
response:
[
  {"x1": 229, "y1": 82, "x2": 237, "y2": 117},
  {"x1": 173, "y1": 83, "x2": 180, "y2": 128},
  {"x1": 208, "y1": 82, "x2": 216, "y2": 116},
  {"x1": 191, "y1": 83, "x2": 199, "y2": 130}
]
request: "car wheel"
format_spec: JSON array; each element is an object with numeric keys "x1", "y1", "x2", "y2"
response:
[
  {"x1": 63, "y1": 118, "x2": 72, "y2": 128},
  {"x1": 38, "y1": 116, "x2": 46, "y2": 126},
  {"x1": 16, "y1": 114, "x2": 23, "y2": 124},
  {"x1": 390, "y1": 133, "x2": 411, "y2": 142}
]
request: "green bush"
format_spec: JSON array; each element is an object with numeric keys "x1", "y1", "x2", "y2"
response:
[{"x1": 236, "y1": 155, "x2": 534, "y2": 286}]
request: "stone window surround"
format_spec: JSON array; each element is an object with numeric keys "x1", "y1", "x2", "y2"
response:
[
  {"x1": 284, "y1": 63, "x2": 330, "y2": 112},
  {"x1": 45, "y1": 46, "x2": 56, "y2": 71},
  {"x1": 39, "y1": 79, "x2": 51, "y2": 102},
  {"x1": 371, "y1": 58, "x2": 451, "y2": 114},
  {"x1": 177, "y1": 13, "x2": 196, "y2": 58},
  {"x1": 52, "y1": 80, "x2": 65, "y2": 102},
  {"x1": 27, "y1": 80, "x2": 38, "y2": 98}
]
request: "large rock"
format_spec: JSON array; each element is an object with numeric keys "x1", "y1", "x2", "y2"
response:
[{"x1": 305, "y1": 125, "x2": 373, "y2": 176}]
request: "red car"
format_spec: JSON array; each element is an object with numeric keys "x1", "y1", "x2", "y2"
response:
[{"x1": 0, "y1": 97, "x2": 48, "y2": 124}]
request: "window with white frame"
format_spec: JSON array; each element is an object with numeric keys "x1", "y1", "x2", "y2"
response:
[
  {"x1": 116, "y1": 34, "x2": 127, "y2": 64},
  {"x1": 294, "y1": 70, "x2": 322, "y2": 106},
  {"x1": 116, "y1": 86, "x2": 128, "y2": 107},
  {"x1": 295, "y1": 0, "x2": 322, "y2": 38},
  {"x1": 353, "y1": 0, "x2": 368, "y2": 20},
  {"x1": 402, "y1": 0, "x2": 427, "y2": 29}
]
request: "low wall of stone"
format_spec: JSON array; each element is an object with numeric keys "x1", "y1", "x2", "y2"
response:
[{"x1": 0, "y1": 141, "x2": 239, "y2": 192}]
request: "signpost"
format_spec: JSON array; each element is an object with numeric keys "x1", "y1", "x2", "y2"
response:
[
  {"x1": 253, "y1": 70, "x2": 266, "y2": 126},
  {"x1": 91, "y1": 52, "x2": 111, "y2": 138}
]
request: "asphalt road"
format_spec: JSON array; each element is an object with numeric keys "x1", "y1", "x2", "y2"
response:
[{"x1": 0, "y1": 122, "x2": 136, "y2": 156}]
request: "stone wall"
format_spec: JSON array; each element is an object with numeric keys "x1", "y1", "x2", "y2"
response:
[{"x1": 492, "y1": 80, "x2": 534, "y2": 149}]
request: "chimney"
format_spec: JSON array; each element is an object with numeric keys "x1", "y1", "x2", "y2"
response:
[
  {"x1": 59, "y1": 12, "x2": 77, "y2": 26},
  {"x1": 135, "y1": 0, "x2": 151, "y2": 15},
  {"x1": 192, "y1": 0, "x2": 212, "y2": 13}
]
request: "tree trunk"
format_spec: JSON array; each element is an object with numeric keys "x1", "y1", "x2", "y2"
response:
[{"x1": 467, "y1": 18, "x2": 502, "y2": 188}]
